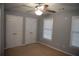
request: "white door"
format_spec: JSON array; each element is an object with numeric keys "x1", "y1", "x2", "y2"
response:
[
  {"x1": 6, "y1": 15, "x2": 23, "y2": 48},
  {"x1": 25, "y1": 17, "x2": 37, "y2": 44}
]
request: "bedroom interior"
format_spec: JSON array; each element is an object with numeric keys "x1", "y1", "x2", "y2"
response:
[{"x1": 0, "y1": 3, "x2": 79, "y2": 56}]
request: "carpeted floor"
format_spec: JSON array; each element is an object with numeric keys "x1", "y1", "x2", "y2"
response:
[{"x1": 4, "y1": 43, "x2": 70, "y2": 56}]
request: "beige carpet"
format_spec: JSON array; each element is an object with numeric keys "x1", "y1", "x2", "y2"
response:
[{"x1": 4, "y1": 43, "x2": 70, "y2": 56}]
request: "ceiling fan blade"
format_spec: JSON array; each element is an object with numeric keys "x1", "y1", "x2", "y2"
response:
[
  {"x1": 47, "y1": 10, "x2": 56, "y2": 13},
  {"x1": 22, "y1": 5, "x2": 33, "y2": 8}
]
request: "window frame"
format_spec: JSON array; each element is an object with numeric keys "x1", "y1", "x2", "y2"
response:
[
  {"x1": 70, "y1": 16, "x2": 79, "y2": 48},
  {"x1": 42, "y1": 15, "x2": 54, "y2": 41}
]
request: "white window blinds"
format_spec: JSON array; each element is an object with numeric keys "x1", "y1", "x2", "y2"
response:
[
  {"x1": 43, "y1": 17, "x2": 53, "y2": 40},
  {"x1": 71, "y1": 16, "x2": 79, "y2": 47}
]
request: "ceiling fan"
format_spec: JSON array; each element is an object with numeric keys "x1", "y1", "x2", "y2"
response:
[
  {"x1": 5, "y1": 3, "x2": 58, "y2": 16},
  {"x1": 34, "y1": 3, "x2": 56, "y2": 15},
  {"x1": 22, "y1": 3, "x2": 56, "y2": 15}
]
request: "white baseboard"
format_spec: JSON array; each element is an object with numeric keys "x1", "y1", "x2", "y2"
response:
[{"x1": 37, "y1": 41, "x2": 74, "y2": 56}]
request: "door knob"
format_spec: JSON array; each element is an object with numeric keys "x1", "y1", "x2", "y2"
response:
[
  {"x1": 12, "y1": 33, "x2": 17, "y2": 35},
  {"x1": 30, "y1": 32, "x2": 33, "y2": 34}
]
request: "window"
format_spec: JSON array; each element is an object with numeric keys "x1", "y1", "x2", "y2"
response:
[
  {"x1": 43, "y1": 17, "x2": 53, "y2": 40},
  {"x1": 71, "y1": 16, "x2": 79, "y2": 47}
]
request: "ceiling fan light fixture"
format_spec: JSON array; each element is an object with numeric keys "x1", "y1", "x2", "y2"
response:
[
  {"x1": 40, "y1": 6, "x2": 44, "y2": 10},
  {"x1": 35, "y1": 9, "x2": 43, "y2": 16}
]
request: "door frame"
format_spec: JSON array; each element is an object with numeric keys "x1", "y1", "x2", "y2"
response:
[{"x1": 5, "y1": 14, "x2": 24, "y2": 48}]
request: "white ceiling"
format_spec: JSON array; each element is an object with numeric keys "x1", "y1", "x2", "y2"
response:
[{"x1": 5, "y1": 3, "x2": 79, "y2": 14}]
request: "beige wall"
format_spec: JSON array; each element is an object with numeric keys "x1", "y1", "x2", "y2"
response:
[
  {"x1": 0, "y1": 6, "x2": 1, "y2": 56},
  {"x1": 0, "y1": 4, "x2": 4, "y2": 56}
]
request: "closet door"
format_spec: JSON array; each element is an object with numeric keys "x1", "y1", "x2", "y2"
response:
[
  {"x1": 6, "y1": 15, "x2": 23, "y2": 48},
  {"x1": 25, "y1": 17, "x2": 37, "y2": 44}
]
